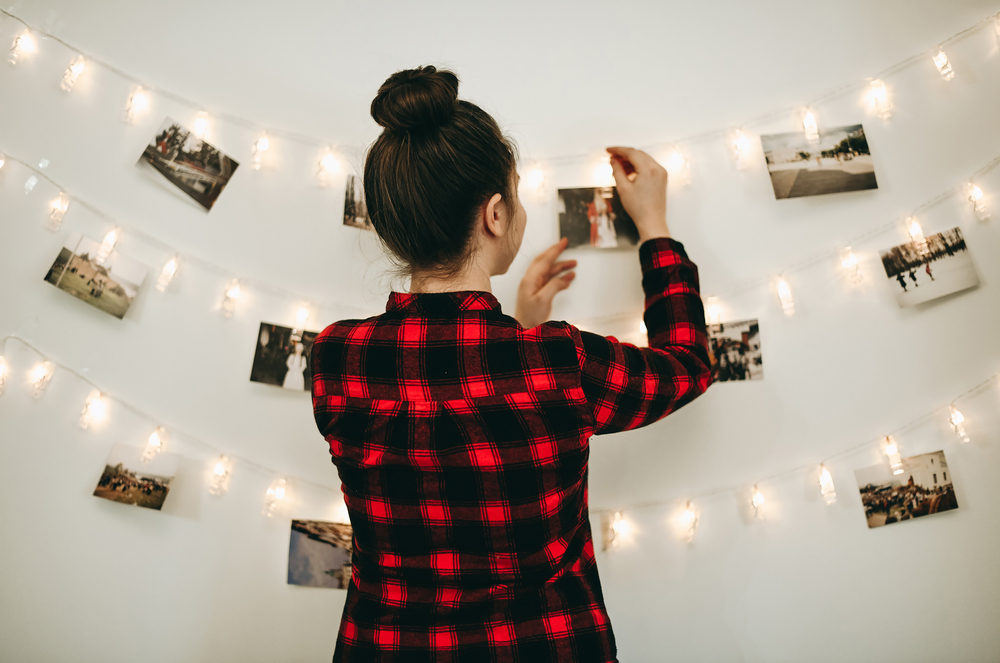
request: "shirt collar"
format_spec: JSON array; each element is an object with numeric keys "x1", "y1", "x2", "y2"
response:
[{"x1": 386, "y1": 291, "x2": 502, "y2": 314}]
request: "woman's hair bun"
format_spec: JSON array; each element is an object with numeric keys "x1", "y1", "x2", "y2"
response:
[{"x1": 371, "y1": 66, "x2": 459, "y2": 133}]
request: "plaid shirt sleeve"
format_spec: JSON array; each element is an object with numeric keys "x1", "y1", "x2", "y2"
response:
[{"x1": 571, "y1": 237, "x2": 713, "y2": 434}]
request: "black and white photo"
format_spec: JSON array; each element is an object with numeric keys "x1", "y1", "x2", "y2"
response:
[
  {"x1": 288, "y1": 519, "x2": 353, "y2": 589},
  {"x1": 855, "y1": 450, "x2": 958, "y2": 529},
  {"x1": 343, "y1": 175, "x2": 372, "y2": 230},
  {"x1": 43, "y1": 233, "x2": 148, "y2": 320},
  {"x1": 93, "y1": 443, "x2": 180, "y2": 511},
  {"x1": 761, "y1": 124, "x2": 877, "y2": 199},
  {"x1": 879, "y1": 227, "x2": 979, "y2": 307},
  {"x1": 250, "y1": 323, "x2": 319, "y2": 390},
  {"x1": 708, "y1": 319, "x2": 762, "y2": 382},
  {"x1": 558, "y1": 186, "x2": 639, "y2": 250},
  {"x1": 137, "y1": 117, "x2": 239, "y2": 211}
]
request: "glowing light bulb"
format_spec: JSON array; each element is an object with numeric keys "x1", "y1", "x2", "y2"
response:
[
  {"x1": 209, "y1": 455, "x2": 232, "y2": 496},
  {"x1": 868, "y1": 79, "x2": 891, "y2": 120},
  {"x1": 221, "y1": 279, "x2": 241, "y2": 318},
  {"x1": 193, "y1": 111, "x2": 209, "y2": 139},
  {"x1": 704, "y1": 296, "x2": 721, "y2": 324},
  {"x1": 0, "y1": 152, "x2": 6, "y2": 170},
  {"x1": 0, "y1": 355, "x2": 7, "y2": 396},
  {"x1": 819, "y1": 465, "x2": 837, "y2": 505},
  {"x1": 141, "y1": 427, "x2": 168, "y2": 462},
  {"x1": 318, "y1": 149, "x2": 342, "y2": 187},
  {"x1": 840, "y1": 246, "x2": 862, "y2": 285},
  {"x1": 333, "y1": 501, "x2": 350, "y2": 524},
  {"x1": 906, "y1": 216, "x2": 929, "y2": 256},
  {"x1": 665, "y1": 150, "x2": 687, "y2": 175},
  {"x1": 524, "y1": 165, "x2": 545, "y2": 191},
  {"x1": 750, "y1": 485, "x2": 765, "y2": 518},
  {"x1": 156, "y1": 256, "x2": 179, "y2": 292},
  {"x1": 949, "y1": 405, "x2": 970, "y2": 443},
  {"x1": 295, "y1": 306, "x2": 311, "y2": 328},
  {"x1": 881, "y1": 435, "x2": 902, "y2": 469},
  {"x1": 966, "y1": 182, "x2": 989, "y2": 221},
  {"x1": 79, "y1": 390, "x2": 108, "y2": 429},
  {"x1": 124, "y1": 86, "x2": 149, "y2": 124},
  {"x1": 8, "y1": 31, "x2": 36, "y2": 65},
  {"x1": 61, "y1": 55, "x2": 86, "y2": 91},
  {"x1": 264, "y1": 477, "x2": 288, "y2": 516},
  {"x1": 252, "y1": 133, "x2": 269, "y2": 170},
  {"x1": 801, "y1": 109, "x2": 819, "y2": 144},
  {"x1": 932, "y1": 49, "x2": 954, "y2": 81},
  {"x1": 25, "y1": 175, "x2": 38, "y2": 194},
  {"x1": 775, "y1": 277, "x2": 795, "y2": 316},
  {"x1": 30, "y1": 361, "x2": 54, "y2": 398},
  {"x1": 95, "y1": 229, "x2": 119, "y2": 265},
  {"x1": 676, "y1": 501, "x2": 699, "y2": 543},
  {"x1": 729, "y1": 129, "x2": 752, "y2": 169},
  {"x1": 594, "y1": 158, "x2": 614, "y2": 187},
  {"x1": 48, "y1": 193, "x2": 70, "y2": 232}
]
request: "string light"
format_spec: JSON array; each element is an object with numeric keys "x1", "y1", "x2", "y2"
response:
[
  {"x1": 639, "y1": 319, "x2": 647, "y2": 337},
  {"x1": 0, "y1": 355, "x2": 7, "y2": 396},
  {"x1": 95, "y1": 229, "x2": 119, "y2": 265},
  {"x1": 221, "y1": 279, "x2": 241, "y2": 318},
  {"x1": 264, "y1": 477, "x2": 288, "y2": 517},
  {"x1": 594, "y1": 157, "x2": 614, "y2": 187},
  {"x1": 156, "y1": 255, "x2": 180, "y2": 292},
  {"x1": 704, "y1": 296, "x2": 721, "y2": 324},
  {"x1": 818, "y1": 465, "x2": 837, "y2": 505},
  {"x1": 30, "y1": 361, "x2": 54, "y2": 398},
  {"x1": 663, "y1": 146, "x2": 691, "y2": 185},
  {"x1": 24, "y1": 175, "x2": 38, "y2": 193},
  {"x1": 840, "y1": 246, "x2": 862, "y2": 285},
  {"x1": 8, "y1": 31, "x2": 36, "y2": 65},
  {"x1": 209, "y1": 455, "x2": 233, "y2": 496},
  {"x1": 48, "y1": 193, "x2": 70, "y2": 232},
  {"x1": 881, "y1": 435, "x2": 903, "y2": 473},
  {"x1": 295, "y1": 306, "x2": 311, "y2": 328},
  {"x1": 124, "y1": 86, "x2": 149, "y2": 124},
  {"x1": 728, "y1": 129, "x2": 752, "y2": 169},
  {"x1": 141, "y1": 427, "x2": 168, "y2": 463},
  {"x1": 317, "y1": 148, "x2": 342, "y2": 187},
  {"x1": 609, "y1": 511, "x2": 631, "y2": 548},
  {"x1": 932, "y1": 49, "x2": 954, "y2": 81},
  {"x1": 750, "y1": 485, "x2": 765, "y2": 519},
  {"x1": 949, "y1": 405, "x2": 970, "y2": 443},
  {"x1": 775, "y1": 276, "x2": 795, "y2": 316},
  {"x1": 60, "y1": 55, "x2": 86, "y2": 92},
  {"x1": 251, "y1": 133, "x2": 269, "y2": 170},
  {"x1": 0, "y1": 152, "x2": 5, "y2": 170},
  {"x1": 523, "y1": 164, "x2": 545, "y2": 192},
  {"x1": 79, "y1": 390, "x2": 107, "y2": 429},
  {"x1": 801, "y1": 108, "x2": 820, "y2": 144},
  {"x1": 676, "y1": 501, "x2": 699, "y2": 543},
  {"x1": 193, "y1": 111, "x2": 210, "y2": 139},
  {"x1": 867, "y1": 79, "x2": 891, "y2": 120},
  {"x1": 965, "y1": 182, "x2": 989, "y2": 220},
  {"x1": 906, "y1": 216, "x2": 929, "y2": 256}
]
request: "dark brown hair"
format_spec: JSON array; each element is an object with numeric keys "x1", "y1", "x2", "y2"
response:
[{"x1": 364, "y1": 66, "x2": 519, "y2": 275}]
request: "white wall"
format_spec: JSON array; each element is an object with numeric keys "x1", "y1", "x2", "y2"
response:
[{"x1": 1, "y1": 1, "x2": 999, "y2": 661}]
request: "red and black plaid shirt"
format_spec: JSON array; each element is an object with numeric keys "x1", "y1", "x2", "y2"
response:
[{"x1": 311, "y1": 237, "x2": 712, "y2": 662}]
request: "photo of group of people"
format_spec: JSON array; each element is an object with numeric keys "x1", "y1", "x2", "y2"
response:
[
  {"x1": 250, "y1": 323, "x2": 319, "y2": 391},
  {"x1": 558, "y1": 186, "x2": 639, "y2": 249},
  {"x1": 854, "y1": 450, "x2": 958, "y2": 529},
  {"x1": 707, "y1": 319, "x2": 763, "y2": 382},
  {"x1": 879, "y1": 227, "x2": 979, "y2": 307},
  {"x1": 137, "y1": 117, "x2": 239, "y2": 211},
  {"x1": 343, "y1": 175, "x2": 372, "y2": 230},
  {"x1": 93, "y1": 443, "x2": 180, "y2": 511},
  {"x1": 287, "y1": 519, "x2": 353, "y2": 589},
  {"x1": 762, "y1": 124, "x2": 877, "y2": 199},
  {"x1": 43, "y1": 233, "x2": 148, "y2": 319}
]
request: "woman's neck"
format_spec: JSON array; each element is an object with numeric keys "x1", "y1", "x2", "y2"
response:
[{"x1": 409, "y1": 263, "x2": 492, "y2": 294}]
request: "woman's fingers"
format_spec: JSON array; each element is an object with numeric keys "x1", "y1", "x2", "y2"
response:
[{"x1": 548, "y1": 260, "x2": 577, "y2": 277}]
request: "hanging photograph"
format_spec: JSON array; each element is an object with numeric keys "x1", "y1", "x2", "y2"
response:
[
  {"x1": 707, "y1": 319, "x2": 763, "y2": 382},
  {"x1": 558, "y1": 186, "x2": 639, "y2": 250},
  {"x1": 93, "y1": 443, "x2": 180, "y2": 511},
  {"x1": 761, "y1": 124, "x2": 877, "y2": 199},
  {"x1": 43, "y1": 233, "x2": 148, "y2": 320},
  {"x1": 854, "y1": 450, "x2": 958, "y2": 529},
  {"x1": 250, "y1": 322, "x2": 319, "y2": 390},
  {"x1": 343, "y1": 174, "x2": 372, "y2": 230},
  {"x1": 137, "y1": 117, "x2": 239, "y2": 211},
  {"x1": 288, "y1": 519, "x2": 353, "y2": 589},
  {"x1": 879, "y1": 227, "x2": 979, "y2": 307}
]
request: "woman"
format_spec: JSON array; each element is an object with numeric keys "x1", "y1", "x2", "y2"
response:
[
  {"x1": 311, "y1": 66, "x2": 713, "y2": 662},
  {"x1": 283, "y1": 340, "x2": 307, "y2": 390}
]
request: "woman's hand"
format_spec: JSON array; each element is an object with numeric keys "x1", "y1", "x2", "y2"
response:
[
  {"x1": 607, "y1": 146, "x2": 671, "y2": 243},
  {"x1": 515, "y1": 237, "x2": 577, "y2": 329}
]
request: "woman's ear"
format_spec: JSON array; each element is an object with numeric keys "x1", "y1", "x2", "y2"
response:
[{"x1": 482, "y1": 193, "x2": 506, "y2": 238}]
